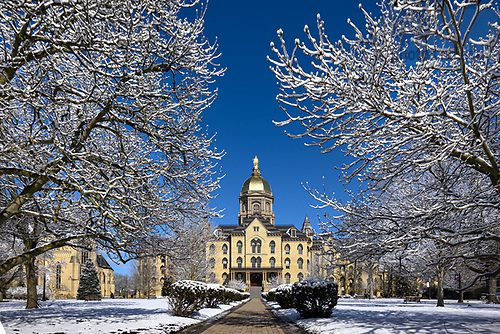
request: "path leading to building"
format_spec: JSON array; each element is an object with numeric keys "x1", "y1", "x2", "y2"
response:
[{"x1": 179, "y1": 297, "x2": 307, "y2": 334}]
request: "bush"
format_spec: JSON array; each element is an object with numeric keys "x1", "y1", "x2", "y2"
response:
[
  {"x1": 291, "y1": 279, "x2": 339, "y2": 318},
  {"x1": 205, "y1": 284, "x2": 225, "y2": 308},
  {"x1": 6, "y1": 286, "x2": 50, "y2": 299},
  {"x1": 167, "y1": 280, "x2": 208, "y2": 316},
  {"x1": 222, "y1": 288, "x2": 248, "y2": 303},
  {"x1": 262, "y1": 288, "x2": 276, "y2": 302},
  {"x1": 274, "y1": 284, "x2": 294, "y2": 309},
  {"x1": 226, "y1": 279, "x2": 248, "y2": 291}
]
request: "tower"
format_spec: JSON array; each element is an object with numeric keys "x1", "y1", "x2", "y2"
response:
[{"x1": 238, "y1": 156, "x2": 275, "y2": 224}]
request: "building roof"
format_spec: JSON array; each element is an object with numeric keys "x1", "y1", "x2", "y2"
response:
[
  {"x1": 96, "y1": 254, "x2": 113, "y2": 270},
  {"x1": 217, "y1": 216, "x2": 311, "y2": 241}
]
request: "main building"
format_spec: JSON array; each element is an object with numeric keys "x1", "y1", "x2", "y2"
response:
[{"x1": 208, "y1": 157, "x2": 324, "y2": 290}]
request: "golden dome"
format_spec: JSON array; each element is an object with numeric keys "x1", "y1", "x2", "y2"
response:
[{"x1": 241, "y1": 156, "x2": 272, "y2": 194}]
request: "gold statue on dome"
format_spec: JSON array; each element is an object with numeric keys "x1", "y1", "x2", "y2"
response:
[{"x1": 253, "y1": 156, "x2": 259, "y2": 169}]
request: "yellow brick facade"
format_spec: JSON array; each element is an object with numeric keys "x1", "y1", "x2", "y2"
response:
[{"x1": 38, "y1": 246, "x2": 115, "y2": 299}]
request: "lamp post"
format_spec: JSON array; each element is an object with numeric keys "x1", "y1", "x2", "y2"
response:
[
  {"x1": 42, "y1": 255, "x2": 47, "y2": 301},
  {"x1": 427, "y1": 281, "x2": 430, "y2": 300}
]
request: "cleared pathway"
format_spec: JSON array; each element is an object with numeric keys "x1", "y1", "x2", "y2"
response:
[{"x1": 179, "y1": 297, "x2": 307, "y2": 334}]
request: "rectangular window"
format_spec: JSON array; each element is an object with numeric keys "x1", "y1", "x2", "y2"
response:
[{"x1": 254, "y1": 226, "x2": 259, "y2": 232}]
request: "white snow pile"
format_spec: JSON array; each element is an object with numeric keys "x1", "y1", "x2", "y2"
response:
[
  {"x1": 0, "y1": 297, "x2": 244, "y2": 334},
  {"x1": 269, "y1": 298, "x2": 500, "y2": 334}
]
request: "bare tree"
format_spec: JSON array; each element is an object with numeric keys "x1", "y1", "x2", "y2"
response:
[
  {"x1": 170, "y1": 219, "x2": 214, "y2": 281},
  {"x1": 269, "y1": 0, "x2": 500, "y2": 303},
  {"x1": 0, "y1": 0, "x2": 224, "y2": 308}
]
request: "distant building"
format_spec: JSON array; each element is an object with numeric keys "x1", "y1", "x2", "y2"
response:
[{"x1": 39, "y1": 246, "x2": 115, "y2": 299}]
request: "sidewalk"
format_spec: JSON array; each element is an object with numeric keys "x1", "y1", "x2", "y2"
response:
[{"x1": 179, "y1": 298, "x2": 307, "y2": 334}]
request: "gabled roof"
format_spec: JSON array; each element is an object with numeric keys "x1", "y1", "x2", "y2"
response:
[
  {"x1": 96, "y1": 254, "x2": 113, "y2": 270},
  {"x1": 216, "y1": 216, "x2": 312, "y2": 241}
]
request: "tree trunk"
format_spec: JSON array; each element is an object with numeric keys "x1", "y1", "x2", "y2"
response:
[
  {"x1": 458, "y1": 272, "x2": 463, "y2": 303},
  {"x1": 25, "y1": 256, "x2": 39, "y2": 309},
  {"x1": 436, "y1": 267, "x2": 444, "y2": 307},
  {"x1": 487, "y1": 278, "x2": 498, "y2": 304}
]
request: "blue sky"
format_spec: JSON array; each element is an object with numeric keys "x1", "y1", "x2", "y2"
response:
[
  {"x1": 202, "y1": 1, "x2": 378, "y2": 229},
  {"x1": 110, "y1": 1, "x2": 380, "y2": 275}
]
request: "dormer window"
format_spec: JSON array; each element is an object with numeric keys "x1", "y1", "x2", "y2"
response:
[{"x1": 291, "y1": 229, "x2": 296, "y2": 237}]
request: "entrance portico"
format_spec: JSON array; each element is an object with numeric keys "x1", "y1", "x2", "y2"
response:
[{"x1": 230, "y1": 268, "x2": 282, "y2": 289}]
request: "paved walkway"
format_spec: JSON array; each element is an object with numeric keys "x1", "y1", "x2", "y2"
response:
[{"x1": 179, "y1": 298, "x2": 306, "y2": 334}]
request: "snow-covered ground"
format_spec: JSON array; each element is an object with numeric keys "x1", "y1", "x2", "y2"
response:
[
  {"x1": 269, "y1": 298, "x2": 500, "y2": 334},
  {"x1": 0, "y1": 297, "x2": 243, "y2": 334}
]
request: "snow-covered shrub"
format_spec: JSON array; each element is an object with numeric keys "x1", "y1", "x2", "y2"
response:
[
  {"x1": 291, "y1": 279, "x2": 339, "y2": 318},
  {"x1": 167, "y1": 280, "x2": 208, "y2": 316},
  {"x1": 226, "y1": 279, "x2": 248, "y2": 291},
  {"x1": 274, "y1": 284, "x2": 294, "y2": 309},
  {"x1": 262, "y1": 287, "x2": 276, "y2": 301},
  {"x1": 6, "y1": 286, "x2": 51, "y2": 299},
  {"x1": 267, "y1": 276, "x2": 284, "y2": 290},
  {"x1": 222, "y1": 288, "x2": 248, "y2": 303},
  {"x1": 205, "y1": 284, "x2": 225, "y2": 308}
]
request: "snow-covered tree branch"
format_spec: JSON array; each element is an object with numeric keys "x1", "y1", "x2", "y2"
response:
[
  {"x1": 0, "y1": 0, "x2": 224, "y2": 284},
  {"x1": 269, "y1": 0, "x2": 500, "y2": 304}
]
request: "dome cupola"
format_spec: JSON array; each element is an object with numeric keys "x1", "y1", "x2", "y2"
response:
[
  {"x1": 241, "y1": 156, "x2": 272, "y2": 194},
  {"x1": 238, "y1": 156, "x2": 275, "y2": 225}
]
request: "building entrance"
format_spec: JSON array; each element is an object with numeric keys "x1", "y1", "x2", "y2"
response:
[{"x1": 250, "y1": 273, "x2": 263, "y2": 286}]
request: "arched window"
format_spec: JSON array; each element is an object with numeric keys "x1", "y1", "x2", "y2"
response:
[
  {"x1": 298, "y1": 273, "x2": 304, "y2": 281},
  {"x1": 209, "y1": 258, "x2": 215, "y2": 269},
  {"x1": 285, "y1": 244, "x2": 290, "y2": 255},
  {"x1": 102, "y1": 272, "x2": 106, "y2": 284},
  {"x1": 251, "y1": 257, "x2": 256, "y2": 268},
  {"x1": 270, "y1": 241, "x2": 275, "y2": 254},
  {"x1": 253, "y1": 203, "x2": 260, "y2": 214},
  {"x1": 270, "y1": 257, "x2": 275, "y2": 268},
  {"x1": 237, "y1": 273, "x2": 243, "y2": 280},
  {"x1": 152, "y1": 277, "x2": 157, "y2": 285},
  {"x1": 222, "y1": 273, "x2": 228, "y2": 284},
  {"x1": 56, "y1": 264, "x2": 62, "y2": 289},
  {"x1": 222, "y1": 244, "x2": 228, "y2": 255},
  {"x1": 256, "y1": 257, "x2": 261, "y2": 268},
  {"x1": 297, "y1": 244, "x2": 303, "y2": 255},
  {"x1": 209, "y1": 244, "x2": 215, "y2": 254},
  {"x1": 237, "y1": 241, "x2": 243, "y2": 254},
  {"x1": 237, "y1": 257, "x2": 243, "y2": 268},
  {"x1": 222, "y1": 258, "x2": 228, "y2": 269},
  {"x1": 298, "y1": 258, "x2": 303, "y2": 269},
  {"x1": 307, "y1": 259, "x2": 310, "y2": 270},
  {"x1": 340, "y1": 276, "x2": 346, "y2": 288},
  {"x1": 251, "y1": 238, "x2": 261, "y2": 253},
  {"x1": 285, "y1": 273, "x2": 291, "y2": 284},
  {"x1": 285, "y1": 258, "x2": 290, "y2": 269},
  {"x1": 266, "y1": 202, "x2": 270, "y2": 212}
]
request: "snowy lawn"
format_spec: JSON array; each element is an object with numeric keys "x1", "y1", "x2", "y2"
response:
[
  {"x1": 269, "y1": 298, "x2": 500, "y2": 334},
  {"x1": 0, "y1": 297, "x2": 245, "y2": 334}
]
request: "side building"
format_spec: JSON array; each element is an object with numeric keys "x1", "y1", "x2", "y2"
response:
[{"x1": 38, "y1": 246, "x2": 115, "y2": 299}]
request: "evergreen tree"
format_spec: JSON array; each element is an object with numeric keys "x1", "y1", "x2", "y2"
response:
[
  {"x1": 77, "y1": 259, "x2": 101, "y2": 300},
  {"x1": 161, "y1": 276, "x2": 174, "y2": 297}
]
